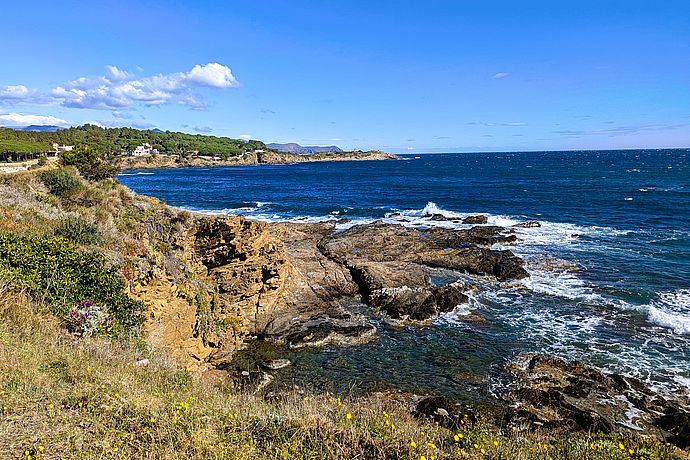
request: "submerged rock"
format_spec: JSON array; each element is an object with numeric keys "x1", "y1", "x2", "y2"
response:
[
  {"x1": 513, "y1": 221, "x2": 541, "y2": 228},
  {"x1": 281, "y1": 314, "x2": 377, "y2": 348},
  {"x1": 502, "y1": 353, "x2": 690, "y2": 448},
  {"x1": 262, "y1": 358, "x2": 291, "y2": 370}
]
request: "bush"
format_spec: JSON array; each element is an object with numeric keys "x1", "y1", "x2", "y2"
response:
[
  {"x1": 55, "y1": 215, "x2": 102, "y2": 245},
  {"x1": 36, "y1": 156, "x2": 48, "y2": 166},
  {"x1": 0, "y1": 232, "x2": 145, "y2": 334},
  {"x1": 60, "y1": 145, "x2": 120, "y2": 181},
  {"x1": 80, "y1": 159, "x2": 121, "y2": 181},
  {"x1": 38, "y1": 168, "x2": 82, "y2": 197}
]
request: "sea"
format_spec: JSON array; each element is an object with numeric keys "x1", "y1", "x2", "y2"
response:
[{"x1": 119, "y1": 149, "x2": 690, "y2": 401}]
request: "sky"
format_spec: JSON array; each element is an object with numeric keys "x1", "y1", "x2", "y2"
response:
[{"x1": 1, "y1": 0, "x2": 689, "y2": 152}]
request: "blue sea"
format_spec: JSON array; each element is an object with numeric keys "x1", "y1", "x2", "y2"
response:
[{"x1": 119, "y1": 150, "x2": 690, "y2": 400}]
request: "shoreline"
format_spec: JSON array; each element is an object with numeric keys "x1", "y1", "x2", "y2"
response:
[{"x1": 114, "y1": 149, "x2": 400, "y2": 170}]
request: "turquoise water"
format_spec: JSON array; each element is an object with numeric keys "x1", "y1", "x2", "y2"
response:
[{"x1": 119, "y1": 150, "x2": 690, "y2": 398}]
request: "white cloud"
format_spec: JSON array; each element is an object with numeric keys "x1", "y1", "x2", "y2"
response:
[
  {"x1": 186, "y1": 63, "x2": 239, "y2": 88},
  {"x1": 1, "y1": 63, "x2": 240, "y2": 111},
  {"x1": 493, "y1": 72, "x2": 510, "y2": 79},
  {"x1": 0, "y1": 112, "x2": 68, "y2": 127},
  {"x1": 0, "y1": 85, "x2": 32, "y2": 100},
  {"x1": 239, "y1": 134, "x2": 252, "y2": 140}
]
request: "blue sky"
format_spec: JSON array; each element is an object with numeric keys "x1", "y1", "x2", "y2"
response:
[{"x1": 1, "y1": 0, "x2": 689, "y2": 152}]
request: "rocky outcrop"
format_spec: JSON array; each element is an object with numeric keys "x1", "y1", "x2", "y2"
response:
[
  {"x1": 462, "y1": 215, "x2": 488, "y2": 225},
  {"x1": 502, "y1": 353, "x2": 690, "y2": 448},
  {"x1": 188, "y1": 218, "x2": 373, "y2": 352},
  {"x1": 132, "y1": 212, "x2": 529, "y2": 365},
  {"x1": 321, "y1": 222, "x2": 528, "y2": 281}
]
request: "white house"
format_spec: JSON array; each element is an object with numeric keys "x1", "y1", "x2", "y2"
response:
[{"x1": 129, "y1": 143, "x2": 159, "y2": 156}]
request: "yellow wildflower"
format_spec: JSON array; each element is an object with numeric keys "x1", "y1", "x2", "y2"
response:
[
  {"x1": 346, "y1": 413, "x2": 352, "y2": 420},
  {"x1": 426, "y1": 442, "x2": 437, "y2": 449},
  {"x1": 410, "y1": 441, "x2": 417, "y2": 448},
  {"x1": 493, "y1": 440, "x2": 499, "y2": 446},
  {"x1": 481, "y1": 448, "x2": 486, "y2": 454},
  {"x1": 453, "y1": 435, "x2": 459, "y2": 442},
  {"x1": 619, "y1": 443, "x2": 625, "y2": 450}
]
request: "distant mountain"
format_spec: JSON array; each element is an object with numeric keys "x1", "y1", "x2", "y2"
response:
[
  {"x1": 267, "y1": 142, "x2": 344, "y2": 154},
  {"x1": 15, "y1": 125, "x2": 63, "y2": 132},
  {"x1": 149, "y1": 128, "x2": 165, "y2": 133}
]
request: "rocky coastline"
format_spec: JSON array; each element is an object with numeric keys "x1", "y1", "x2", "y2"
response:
[
  {"x1": 114, "y1": 149, "x2": 399, "y2": 170},
  {"x1": 1, "y1": 167, "x2": 688, "y2": 453},
  {"x1": 130, "y1": 207, "x2": 689, "y2": 449}
]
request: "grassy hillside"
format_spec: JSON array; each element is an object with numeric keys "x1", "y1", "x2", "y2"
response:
[{"x1": 0, "y1": 167, "x2": 684, "y2": 459}]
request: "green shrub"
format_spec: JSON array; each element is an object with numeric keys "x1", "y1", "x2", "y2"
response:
[
  {"x1": 36, "y1": 156, "x2": 48, "y2": 166},
  {"x1": 38, "y1": 168, "x2": 82, "y2": 197},
  {"x1": 60, "y1": 145, "x2": 120, "y2": 181},
  {"x1": 55, "y1": 215, "x2": 102, "y2": 245},
  {"x1": 0, "y1": 232, "x2": 145, "y2": 334}
]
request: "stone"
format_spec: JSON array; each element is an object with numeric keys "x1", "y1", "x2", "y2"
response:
[{"x1": 412, "y1": 396, "x2": 478, "y2": 430}]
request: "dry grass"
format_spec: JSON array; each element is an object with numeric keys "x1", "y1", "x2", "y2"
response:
[{"x1": 0, "y1": 282, "x2": 685, "y2": 459}]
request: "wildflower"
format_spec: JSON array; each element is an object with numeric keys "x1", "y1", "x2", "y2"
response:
[
  {"x1": 619, "y1": 443, "x2": 625, "y2": 450},
  {"x1": 421, "y1": 456, "x2": 426, "y2": 460},
  {"x1": 149, "y1": 417, "x2": 156, "y2": 423},
  {"x1": 47, "y1": 403, "x2": 54, "y2": 410},
  {"x1": 629, "y1": 449, "x2": 635, "y2": 454},
  {"x1": 457, "y1": 433, "x2": 464, "y2": 439},
  {"x1": 543, "y1": 444, "x2": 549, "y2": 451},
  {"x1": 385, "y1": 419, "x2": 390, "y2": 426},
  {"x1": 114, "y1": 447, "x2": 119, "y2": 452},
  {"x1": 383, "y1": 411, "x2": 389, "y2": 417},
  {"x1": 346, "y1": 413, "x2": 352, "y2": 420},
  {"x1": 410, "y1": 441, "x2": 417, "y2": 448},
  {"x1": 426, "y1": 442, "x2": 437, "y2": 449},
  {"x1": 454, "y1": 435, "x2": 460, "y2": 442},
  {"x1": 38, "y1": 446, "x2": 44, "y2": 452},
  {"x1": 473, "y1": 444, "x2": 479, "y2": 449},
  {"x1": 493, "y1": 440, "x2": 499, "y2": 447},
  {"x1": 391, "y1": 423, "x2": 396, "y2": 429},
  {"x1": 337, "y1": 397, "x2": 342, "y2": 406},
  {"x1": 481, "y1": 448, "x2": 486, "y2": 454},
  {"x1": 591, "y1": 443, "x2": 597, "y2": 450},
  {"x1": 303, "y1": 396, "x2": 309, "y2": 401}
]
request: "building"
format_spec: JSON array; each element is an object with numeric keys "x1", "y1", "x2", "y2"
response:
[{"x1": 128, "y1": 143, "x2": 159, "y2": 156}]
